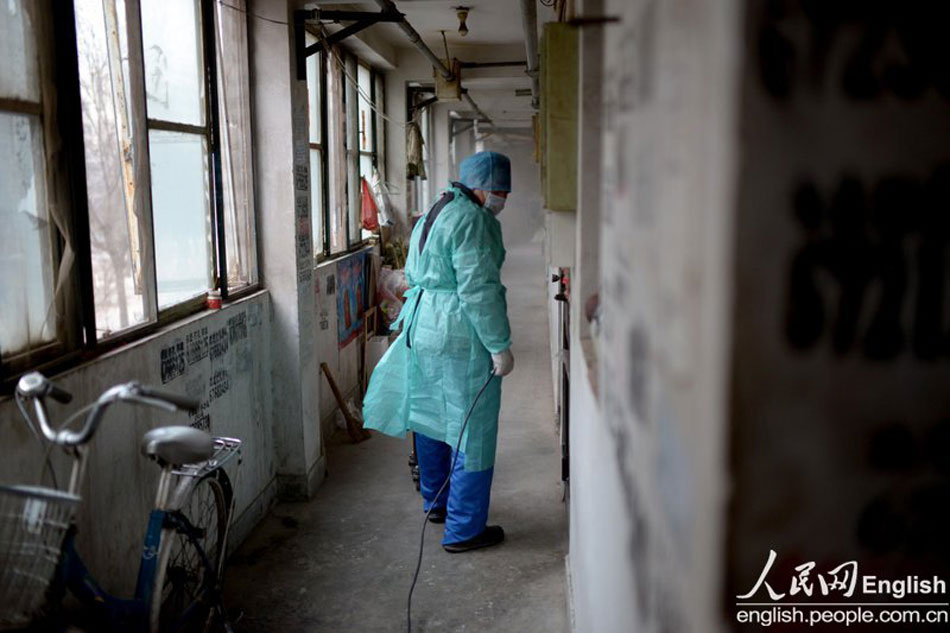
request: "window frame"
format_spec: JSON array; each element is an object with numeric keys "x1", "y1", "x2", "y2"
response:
[
  {"x1": 309, "y1": 45, "x2": 384, "y2": 262},
  {"x1": 0, "y1": 0, "x2": 88, "y2": 375},
  {"x1": 1, "y1": 0, "x2": 259, "y2": 386},
  {"x1": 145, "y1": 0, "x2": 222, "y2": 314},
  {"x1": 305, "y1": 34, "x2": 330, "y2": 262}
]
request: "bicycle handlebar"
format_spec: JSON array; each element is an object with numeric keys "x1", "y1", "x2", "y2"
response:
[
  {"x1": 15, "y1": 372, "x2": 200, "y2": 447},
  {"x1": 17, "y1": 371, "x2": 73, "y2": 403}
]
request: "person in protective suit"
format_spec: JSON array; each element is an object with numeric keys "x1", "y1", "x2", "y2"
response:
[{"x1": 363, "y1": 150, "x2": 515, "y2": 553}]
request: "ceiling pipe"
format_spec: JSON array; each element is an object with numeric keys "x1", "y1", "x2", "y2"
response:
[
  {"x1": 372, "y1": 0, "x2": 493, "y2": 123},
  {"x1": 518, "y1": 0, "x2": 540, "y2": 109},
  {"x1": 459, "y1": 60, "x2": 527, "y2": 69}
]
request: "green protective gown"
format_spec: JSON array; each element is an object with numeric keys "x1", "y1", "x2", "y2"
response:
[{"x1": 362, "y1": 183, "x2": 511, "y2": 471}]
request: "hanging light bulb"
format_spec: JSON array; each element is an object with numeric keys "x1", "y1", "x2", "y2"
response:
[{"x1": 455, "y1": 6, "x2": 470, "y2": 37}]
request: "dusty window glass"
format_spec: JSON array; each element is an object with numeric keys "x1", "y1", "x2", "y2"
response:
[
  {"x1": 0, "y1": 112, "x2": 55, "y2": 356},
  {"x1": 375, "y1": 72, "x2": 385, "y2": 182},
  {"x1": 142, "y1": 0, "x2": 212, "y2": 307},
  {"x1": 359, "y1": 154, "x2": 374, "y2": 183},
  {"x1": 0, "y1": 1, "x2": 58, "y2": 358},
  {"x1": 327, "y1": 54, "x2": 347, "y2": 254},
  {"x1": 216, "y1": 0, "x2": 257, "y2": 289},
  {"x1": 306, "y1": 34, "x2": 321, "y2": 145},
  {"x1": 76, "y1": 0, "x2": 153, "y2": 337},
  {"x1": 357, "y1": 64, "x2": 372, "y2": 152},
  {"x1": 305, "y1": 33, "x2": 324, "y2": 257},
  {"x1": 149, "y1": 130, "x2": 212, "y2": 307},
  {"x1": 345, "y1": 55, "x2": 360, "y2": 244},
  {"x1": 140, "y1": 0, "x2": 204, "y2": 126},
  {"x1": 0, "y1": 1, "x2": 40, "y2": 102}
]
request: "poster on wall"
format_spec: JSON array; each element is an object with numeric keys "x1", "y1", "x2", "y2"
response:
[{"x1": 336, "y1": 253, "x2": 366, "y2": 348}]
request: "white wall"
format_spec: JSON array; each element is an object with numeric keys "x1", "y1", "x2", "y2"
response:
[
  {"x1": 567, "y1": 1, "x2": 741, "y2": 632},
  {"x1": 250, "y1": 0, "x2": 323, "y2": 500}
]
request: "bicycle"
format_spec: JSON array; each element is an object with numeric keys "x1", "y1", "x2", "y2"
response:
[{"x1": 0, "y1": 371, "x2": 242, "y2": 633}]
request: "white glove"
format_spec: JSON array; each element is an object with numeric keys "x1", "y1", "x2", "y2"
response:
[{"x1": 491, "y1": 348, "x2": 514, "y2": 377}]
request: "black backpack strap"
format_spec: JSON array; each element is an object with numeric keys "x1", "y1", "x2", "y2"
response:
[{"x1": 419, "y1": 191, "x2": 455, "y2": 254}]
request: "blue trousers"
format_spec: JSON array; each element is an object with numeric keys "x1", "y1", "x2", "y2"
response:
[{"x1": 415, "y1": 432, "x2": 494, "y2": 545}]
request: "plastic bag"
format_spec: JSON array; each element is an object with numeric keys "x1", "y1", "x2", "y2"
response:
[
  {"x1": 360, "y1": 176, "x2": 380, "y2": 231},
  {"x1": 377, "y1": 267, "x2": 409, "y2": 329}
]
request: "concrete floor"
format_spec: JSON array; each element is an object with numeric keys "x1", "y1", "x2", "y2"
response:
[{"x1": 223, "y1": 241, "x2": 569, "y2": 633}]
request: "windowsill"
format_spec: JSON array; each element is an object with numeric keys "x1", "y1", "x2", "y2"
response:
[
  {"x1": 87, "y1": 289, "x2": 271, "y2": 367},
  {"x1": 314, "y1": 239, "x2": 377, "y2": 269},
  {"x1": 1, "y1": 289, "x2": 270, "y2": 398}
]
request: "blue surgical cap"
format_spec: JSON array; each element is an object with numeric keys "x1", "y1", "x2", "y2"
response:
[{"x1": 458, "y1": 151, "x2": 512, "y2": 193}]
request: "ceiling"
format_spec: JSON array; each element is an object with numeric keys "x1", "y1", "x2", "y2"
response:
[
  {"x1": 313, "y1": 0, "x2": 531, "y2": 47},
  {"x1": 312, "y1": 0, "x2": 542, "y2": 127},
  {"x1": 381, "y1": 0, "x2": 527, "y2": 47}
]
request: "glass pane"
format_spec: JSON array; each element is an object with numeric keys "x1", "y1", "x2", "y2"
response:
[
  {"x1": 310, "y1": 149, "x2": 324, "y2": 256},
  {"x1": 306, "y1": 35, "x2": 321, "y2": 145},
  {"x1": 0, "y1": 0, "x2": 40, "y2": 102},
  {"x1": 76, "y1": 0, "x2": 151, "y2": 337},
  {"x1": 149, "y1": 130, "x2": 212, "y2": 307},
  {"x1": 141, "y1": 0, "x2": 204, "y2": 125},
  {"x1": 375, "y1": 73, "x2": 385, "y2": 181},
  {"x1": 359, "y1": 154, "x2": 373, "y2": 183},
  {"x1": 344, "y1": 54, "x2": 356, "y2": 152},
  {"x1": 0, "y1": 113, "x2": 55, "y2": 355},
  {"x1": 216, "y1": 0, "x2": 256, "y2": 289},
  {"x1": 327, "y1": 59, "x2": 346, "y2": 254},
  {"x1": 359, "y1": 154, "x2": 374, "y2": 239},
  {"x1": 357, "y1": 64, "x2": 372, "y2": 152}
]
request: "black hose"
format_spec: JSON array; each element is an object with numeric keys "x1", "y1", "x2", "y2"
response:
[{"x1": 407, "y1": 368, "x2": 497, "y2": 633}]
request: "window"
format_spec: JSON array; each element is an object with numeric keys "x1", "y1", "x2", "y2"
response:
[
  {"x1": 406, "y1": 86, "x2": 435, "y2": 218},
  {"x1": 81, "y1": 0, "x2": 256, "y2": 325},
  {"x1": 308, "y1": 44, "x2": 385, "y2": 258},
  {"x1": 1, "y1": 0, "x2": 74, "y2": 362},
  {"x1": 76, "y1": 0, "x2": 154, "y2": 336},
  {"x1": 356, "y1": 63, "x2": 376, "y2": 241},
  {"x1": 2, "y1": 0, "x2": 257, "y2": 377},
  {"x1": 305, "y1": 33, "x2": 325, "y2": 258},
  {"x1": 216, "y1": 0, "x2": 257, "y2": 293},
  {"x1": 326, "y1": 45, "x2": 347, "y2": 255},
  {"x1": 142, "y1": 0, "x2": 212, "y2": 308}
]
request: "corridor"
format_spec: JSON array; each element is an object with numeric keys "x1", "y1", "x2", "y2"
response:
[
  {"x1": 4, "y1": 1, "x2": 949, "y2": 631},
  {"x1": 223, "y1": 242, "x2": 568, "y2": 633}
]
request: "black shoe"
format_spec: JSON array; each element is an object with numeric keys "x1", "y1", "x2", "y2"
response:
[
  {"x1": 442, "y1": 525, "x2": 505, "y2": 553},
  {"x1": 427, "y1": 507, "x2": 447, "y2": 523}
]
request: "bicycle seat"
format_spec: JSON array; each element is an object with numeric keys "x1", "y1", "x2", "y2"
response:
[{"x1": 141, "y1": 426, "x2": 215, "y2": 466}]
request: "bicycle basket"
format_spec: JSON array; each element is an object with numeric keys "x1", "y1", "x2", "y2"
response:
[{"x1": 0, "y1": 485, "x2": 78, "y2": 629}]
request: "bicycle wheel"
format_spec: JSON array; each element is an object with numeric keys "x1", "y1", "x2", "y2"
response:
[{"x1": 149, "y1": 469, "x2": 232, "y2": 633}]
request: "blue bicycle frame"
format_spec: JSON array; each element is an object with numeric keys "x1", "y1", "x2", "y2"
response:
[{"x1": 52, "y1": 508, "x2": 213, "y2": 632}]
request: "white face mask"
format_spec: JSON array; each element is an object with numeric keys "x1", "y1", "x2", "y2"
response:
[{"x1": 484, "y1": 193, "x2": 507, "y2": 216}]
